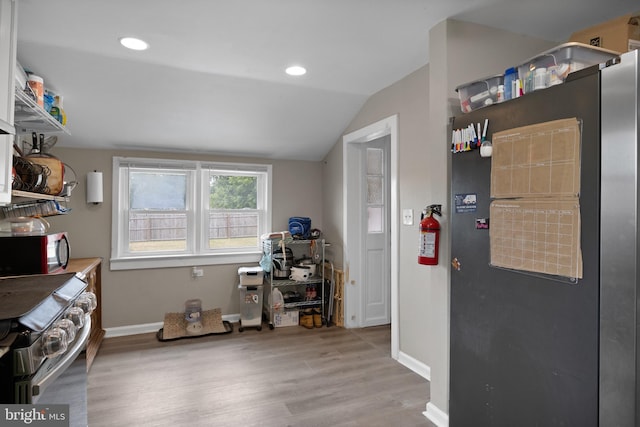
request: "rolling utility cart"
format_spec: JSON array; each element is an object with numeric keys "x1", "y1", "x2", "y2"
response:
[
  {"x1": 238, "y1": 266, "x2": 264, "y2": 332},
  {"x1": 262, "y1": 237, "x2": 327, "y2": 329}
]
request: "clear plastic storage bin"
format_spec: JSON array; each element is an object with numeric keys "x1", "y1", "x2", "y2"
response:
[
  {"x1": 516, "y1": 42, "x2": 618, "y2": 94},
  {"x1": 238, "y1": 284, "x2": 263, "y2": 331},
  {"x1": 238, "y1": 266, "x2": 264, "y2": 285},
  {"x1": 456, "y1": 75, "x2": 504, "y2": 113}
]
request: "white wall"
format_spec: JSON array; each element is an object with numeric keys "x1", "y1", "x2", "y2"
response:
[
  {"x1": 49, "y1": 147, "x2": 324, "y2": 328},
  {"x1": 323, "y1": 19, "x2": 556, "y2": 425},
  {"x1": 426, "y1": 20, "x2": 554, "y2": 420}
]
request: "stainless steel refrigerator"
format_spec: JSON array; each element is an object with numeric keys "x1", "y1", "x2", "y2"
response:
[{"x1": 449, "y1": 49, "x2": 639, "y2": 426}]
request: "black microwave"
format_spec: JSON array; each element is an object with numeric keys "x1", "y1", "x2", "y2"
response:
[{"x1": 0, "y1": 232, "x2": 70, "y2": 276}]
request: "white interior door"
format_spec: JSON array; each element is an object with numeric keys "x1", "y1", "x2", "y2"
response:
[
  {"x1": 343, "y1": 115, "x2": 398, "y2": 358},
  {"x1": 361, "y1": 136, "x2": 391, "y2": 326}
]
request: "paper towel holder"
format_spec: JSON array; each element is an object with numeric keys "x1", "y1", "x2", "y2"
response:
[{"x1": 86, "y1": 170, "x2": 103, "y2": 204}]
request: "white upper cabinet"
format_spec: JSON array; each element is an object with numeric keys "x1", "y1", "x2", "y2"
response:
[
  {"x1": 0, "y1": 0, "x2": 17, "y2": 206},
  {"x1": 0, "y1": 0, "x2": 16, "y2": 132}
]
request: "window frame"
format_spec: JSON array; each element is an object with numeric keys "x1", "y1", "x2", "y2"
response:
[{"x1": 111, "y1": 156, "x2": 271, "y2": 271}]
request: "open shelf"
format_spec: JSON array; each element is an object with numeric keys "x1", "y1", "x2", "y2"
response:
[
  {"x1": 1, "y1": 191, "x2": 70, "y2": 218},
  {"x1": 14, "y1": 88, "x2": 69, "y2": 135},
  {"x1": 11, "y1": 190, "x2": 68, "y2": 202}
]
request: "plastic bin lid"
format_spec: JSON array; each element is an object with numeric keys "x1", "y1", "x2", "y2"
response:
[
  {"x1": 455, "y1": 74, "x2": 504, "y2": 92},
  {"x1": 514, "y1": 42, "x2": 619, "y2": 69},
  {"x1": 238, "y1": 266, "x2": 264, "y2": 274}
]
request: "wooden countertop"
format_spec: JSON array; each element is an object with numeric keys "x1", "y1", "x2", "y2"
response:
[{"x1": 67, "y1": 257, "x2": 102, "y2": 276}]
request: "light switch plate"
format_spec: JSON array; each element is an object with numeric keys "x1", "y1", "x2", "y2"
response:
[{"x1": 403, "y1": 208, "x2": 413, "y2": 225}]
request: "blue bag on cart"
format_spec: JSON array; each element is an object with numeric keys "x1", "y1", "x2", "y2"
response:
[{"x1": 289, "y1": 217, "x2": 311, "y2": 239}]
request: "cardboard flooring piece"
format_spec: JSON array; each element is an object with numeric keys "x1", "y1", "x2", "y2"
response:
[
  {"x1": 491, "y1": 118, "x2": 581, "y2": 199},
  {"x1": 490, "y1": 199, "x2": 582, "y2": 279}
]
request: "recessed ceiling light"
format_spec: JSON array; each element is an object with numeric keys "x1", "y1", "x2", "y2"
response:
[
  {"x1": 285, "y1": 65, "x2": 307, "y2": 76},
  {"x1": 119, "y1": 37, "x2": 149, "y2": 51}
]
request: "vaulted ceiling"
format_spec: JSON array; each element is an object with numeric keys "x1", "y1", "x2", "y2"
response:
[{"x1": 15, "y1": 0, "x2": 639, "y2": 160}]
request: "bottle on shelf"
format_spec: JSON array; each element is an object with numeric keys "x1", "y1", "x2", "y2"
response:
[{"x1": 49, "y1": 95, "x2": 67, "y2": 126}]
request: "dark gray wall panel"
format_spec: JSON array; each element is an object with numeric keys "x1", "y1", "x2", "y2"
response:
[{"x1": 450, "y1": 72, "x2": 600, "y2": 426}]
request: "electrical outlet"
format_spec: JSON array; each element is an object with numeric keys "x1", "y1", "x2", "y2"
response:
[
  {"x1": 191, "y1": 266, "x2": 204, "y2": 278},
  {"x1": 402, "y1": 208, "x2": 413, "y2": 225}
]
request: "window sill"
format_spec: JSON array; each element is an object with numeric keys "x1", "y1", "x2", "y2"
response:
[{"x1": 110, "y1": 251, "x2": 262, "y2": 271}]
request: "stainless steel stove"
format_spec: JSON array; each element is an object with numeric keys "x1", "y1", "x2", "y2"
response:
[{"x1": 0, "y1": 272, "x2": 96, "y2": 422}]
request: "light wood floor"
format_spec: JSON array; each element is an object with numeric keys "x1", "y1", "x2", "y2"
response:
[{"x1": 87, "y1": 324, "x2": 435, "y2": 427}]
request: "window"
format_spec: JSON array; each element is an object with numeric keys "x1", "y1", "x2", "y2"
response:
[
  {"x1": 111, "y1": 157, "x2": 271, "y2": 270},
  {"x1": 366, "y1": 147, "x2": 384, "y2": 233}
]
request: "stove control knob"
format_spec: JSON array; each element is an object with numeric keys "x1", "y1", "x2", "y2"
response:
[
  {"x1": 64, "y1": 306, "x2": 85, "y2": 329},
  {"x1": 42, "y1": 327, "x2": 68, "y2": 358},
  {"x1": 54, "y1": 318, "x2": 77, "y2": 343},
  {"x1": 75, "y1": 292, "x2": 97, "y2": 314}
]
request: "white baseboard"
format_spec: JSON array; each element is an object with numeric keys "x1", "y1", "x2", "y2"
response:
[
  {"x1": 105, "y1": 321, "x2": 163, "y2": 338},
  {"x1": 423, "y1": 402, "x2": 449, "y2": 427},
  {"x1": 104, "y1": 313, "x2": 241, "y2": 338},
  {"x1": 398, "y1": 350, "x2": 431, "y2": 381}
]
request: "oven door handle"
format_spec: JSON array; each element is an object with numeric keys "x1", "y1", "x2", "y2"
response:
[{"x1": 31, "y1": 315, "x2": 91, "y2": 401}]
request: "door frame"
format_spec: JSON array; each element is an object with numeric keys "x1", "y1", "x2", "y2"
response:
[{"x1": 343, "y1": 115, "x2": 399, "y2": 359}]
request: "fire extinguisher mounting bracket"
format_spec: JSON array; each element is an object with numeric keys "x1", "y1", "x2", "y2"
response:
[{"x1": 426, "y1": 204, "x2": 442, "y2": 217}]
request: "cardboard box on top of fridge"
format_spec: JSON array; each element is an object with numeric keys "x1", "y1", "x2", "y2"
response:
[{"x1": 569, "y1": 13, "x2": 640, "y2": 53}]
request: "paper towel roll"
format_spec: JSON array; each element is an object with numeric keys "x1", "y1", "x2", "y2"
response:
[{"x1": 86, "y1": 171, "x2": 103, "y2": 204}]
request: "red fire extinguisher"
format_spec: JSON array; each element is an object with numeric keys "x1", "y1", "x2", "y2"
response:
[{"x1": 418, "y1": 204, "x2": 442, "y2": 265}]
